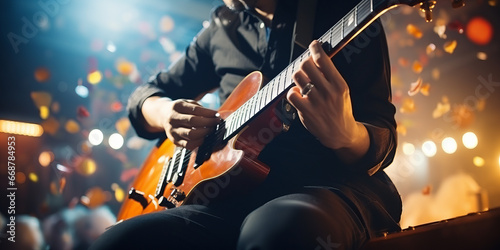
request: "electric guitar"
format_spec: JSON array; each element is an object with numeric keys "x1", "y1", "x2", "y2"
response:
[{"x1": 117, "y1": 0, "x2": 464, "y2": 221}]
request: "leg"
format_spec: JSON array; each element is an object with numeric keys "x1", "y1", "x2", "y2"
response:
[
  {"x1": 237, "y1": 188, "x2": 367, "y2": 250},
  {"x1": 90, "y1": 205, "x2": 240, "y2": 250}
]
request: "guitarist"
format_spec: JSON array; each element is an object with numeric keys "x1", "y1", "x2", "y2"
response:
[{"x1": 91, "y1": 0, "x2": 402, "y2": 249}]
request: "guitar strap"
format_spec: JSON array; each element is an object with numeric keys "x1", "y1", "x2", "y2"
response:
[{"x1": 290, "y1": 0, "x2": 318, "y2": 62}]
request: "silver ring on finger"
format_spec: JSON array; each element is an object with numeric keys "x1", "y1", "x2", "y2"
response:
[{"x1": 301, "y1": 82, "x2": 315, "y2": 96}]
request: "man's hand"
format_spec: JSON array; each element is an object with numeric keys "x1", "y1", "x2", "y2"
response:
[
  {"x1": 142, "y1": 97, "x2": 220, "y2": 150},
  {"x1": 286, "y1": 40, "x2": 370, "y2": 164}
]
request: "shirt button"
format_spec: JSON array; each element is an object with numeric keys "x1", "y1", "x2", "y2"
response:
[{"x1": 259, "y1": 22, "x2": 265, "y2": 29}]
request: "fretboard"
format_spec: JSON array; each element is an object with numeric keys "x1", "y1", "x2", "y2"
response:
[{"x1": 220, "y1": 0, "x2": 392, "y2": 141}]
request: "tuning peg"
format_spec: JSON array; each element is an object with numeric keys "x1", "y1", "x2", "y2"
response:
[
  {"x1": 420, "y1": 0, "x2": 437, "y2": 22},
  {"x1": 451, "y1": 0, "x2": 465, "y2": 8}
]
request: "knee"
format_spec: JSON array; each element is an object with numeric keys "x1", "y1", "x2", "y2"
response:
[{"x1": 237, "y1": 198, "x2": 335, "y2": 249}]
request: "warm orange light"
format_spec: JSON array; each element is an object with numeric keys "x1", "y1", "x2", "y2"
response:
[
  {"x1": 0, "y1": 120, "x2": 44, "y2": 137},
  {"x1": 466, "y1": 17, "x2": 493, "y2": 45}
]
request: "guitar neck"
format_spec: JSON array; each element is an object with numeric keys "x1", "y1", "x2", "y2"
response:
[{"x1": 220, "y1": 0, "x2": 401, "y2": 141}]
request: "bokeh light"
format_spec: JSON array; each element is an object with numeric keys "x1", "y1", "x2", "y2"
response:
[
  {"x1": 89, "y1": 129, "x2": 104, "y2": 146},
  {"x1": 75, "y1": 85, "x2": 89, "y2": 98},
  {"x1": 87, "y1": 70, "x2": 103, "y2": 85},
  {"x1": 109, "y1": 133, "x2": 124, "y2": 149},
  {"x1": 462, "y1": 132, "x2": 478, "y2": 149},
  {"x1": 402, "y1": 142, "x2": 416, "y2": 155},
  {"x1": 38, "y1": 151, "x2": 54, "y2": 167},
  {"x1": 76, "y1": 158, "x2": 97, "y2": 176},
  {"x1": 442, "y1": 137, "x2": 458, "y2": 154},
  {"x1": 473, "y1": 156, "x2": 485, "y2": 167},
  {"x1": 422, "y1": 140, "x2": 437, "y2": 157},
  {"x1": 466, "y1": 17, "x2": 493, "y2": 45}
]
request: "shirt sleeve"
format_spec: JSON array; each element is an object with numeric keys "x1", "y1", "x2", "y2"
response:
[
  {"x1": 126, "y1": 9, "x2": 221, "y2": 140},
  {"x1": 334, "y1": 20, "x2": 397, "y2": 175}
]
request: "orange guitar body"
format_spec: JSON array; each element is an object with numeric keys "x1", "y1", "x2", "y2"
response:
[{"x1": 117, "y1": 72, "x2": 284, "y2": 221}]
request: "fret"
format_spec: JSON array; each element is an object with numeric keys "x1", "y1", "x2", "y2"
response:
[
  {"x1": 244, "y1": 102, "x2": 251, "y2": 124},
  {"x1": 370, "y1": 0, "x2": 373, "y2": 12},
  {"x1": 357, "y1": 0, "x2": 371, "y2": 24},
  {"x1": 274, "y1": 75, "x2": 281, "y2": 99},
  {"x1": 249, "y1": 96, "x2": 257, "y2": 117},
  {"x1": 284, "y1": 65, "x2": 293, "y2": 91},
  {"x1": 330, "y1": 23, "x2": 342, "y2": 49},
  {"x1": 260, "y1": 84, "x2": 269, "y2": 109},
  {"x1": 343, "y1": 8, "x2": 357, "y2": 36},
  {"x1": 255, "y1": 86, "x2": 264, "y2": 110},
  {"x1": 265, "y1": 82, "x2": 273, "y2": 105}
]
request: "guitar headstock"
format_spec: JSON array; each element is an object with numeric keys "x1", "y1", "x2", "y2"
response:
[{"x1": 397, "y1": 0, "x2": 466, "y2": 22}]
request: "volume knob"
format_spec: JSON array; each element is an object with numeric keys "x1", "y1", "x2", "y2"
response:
[{"x1": 128, "y1": 188, "x2": 148, "y2": 209}]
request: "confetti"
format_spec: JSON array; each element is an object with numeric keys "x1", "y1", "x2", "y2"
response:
[
  {"x1": 476, "y1": 98, "x2": 486, "y2": 111},
  {"x1": 432, "y1": 97, "x2": 450, "y2": 118},
  {"x1": 400, "y1": 98, "x2": 416, "y2": 113},
  {"x1": 412, "y1": 60, "x2": 423, "y2": 73},
  {"x1": 433, "y1": 25, "x2": 447, "y2": 39},
  {"x1": 112, "y1": 184, "x2": 125, "y2": 202},
  {"x1": 421, "y1": 185, "x2": 432, "y2": 195},
  {"x1": 81, "y1": 187, "x2": 111, "y2": 209},
  {"x1": 120, "y1": 168, "x2": 140, "y2": 182},
  {"x1": 396, "y1": 124, "x2": 407, "y2": 136},
  {"x1": 31, "y1": 91, "x2": 52, "y2": 108},
  {"x1": 420, "y1": 83, "x2": 431, "y2": 96},
  {"x1": 111, "y1": 101, "x2": 123, "y2": 112},
  {"x1": 87, "y1": 70, "x2": 102, "y2": 85},
  {"x1": 41, "y1": 117, "x2": 60, "y2": 135},
  {"x1": 408, "y1": 77, "x2": 423, "y2": 96},
  {"x1": 115, "y1": 117, "x2": 131, "y2": 136},
  {"x1": 39, "y1": 151, "x2": 54, "y2": 167},
  {"x1": 116, "y1": 60, "x2": 135, "y2": 75},
  {"x1": 16, "y1": 172, "x2": 26, "y2": 184},
  {"x1": 34, "y1": 67, "x2": 51, "y2": 82},
  {"x1": 444, "y1": 40, "x2": 457, "y2": 54},
  {"x1": 160, "y1": 15, "x2": 175, "y2": 33},
  {"x1": 76, "y1": 158, "x2": 97, "y2": 176},
  {"x1": 466, "y1": 17, "x2": 493, "y2": 45},
  {"x1": 426, "y1": 43, "x2": 436, "y2": 55},
  {"x1": 452, "y1": 104, "x2": 474, "y2": 128},
  {"x1": 40, "y1": 106, "x2": 50, "y2": 119},
  {"x1": 29, "y1": 172, "x2": 39, "y2": 182},
  {"x1": 406, "y1": 24, "x2": 423, "y2": 39},
  {"x1": 56, "y1": 164, "x2": 73, "y2": 173},
  {"x1": 59, "y1": 177, "x2": 67, "y2": 193},
  {"x1": 477, "y1": 52, "x2": 487, "y2": 61},
  {"x1": 77, "y1": 106, "x2": 90, "y2": 118},
  {"x1": 432, "y1": 68, "x2": 440, "y2": 80},
  {"x1": 65, "y1": 119, "x2": 80, "y2": 134},
  {"x1": 448, "y1": 20, "x2": 464, "y2": 34},
  {"x1": 398, "y1": 57, "x2": 410, "y2": 67},
  {"x1": 51, "y1": 102, "x2": 60, "y2": 113}
]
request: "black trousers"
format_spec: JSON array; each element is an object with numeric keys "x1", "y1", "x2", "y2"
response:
[{"x1": 90, "y1": 188, "x2": 372, "y2": 250}]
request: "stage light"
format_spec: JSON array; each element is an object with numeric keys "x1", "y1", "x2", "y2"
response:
[
  {"x1": 422, "y1": 140, "x2": 437, "y2": 157},
  {"x1": 442, "y1": 137, "x2": 457, "y2": 154},
  {"x1": 0, "y1": 120, "x2": 43, "y2": 137},
  {"x1": 462, "y1": 132, "x2": 478, "y2": 149},
  {"x1": 88, "y1": 129, "x2": 104, "y2": 146},
  {"x1": 402, "y1": 142, "x2": 415, "y2": 155},
  {"x1": 109, "y1": 133, "x2": 124, "y2": 149}
]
